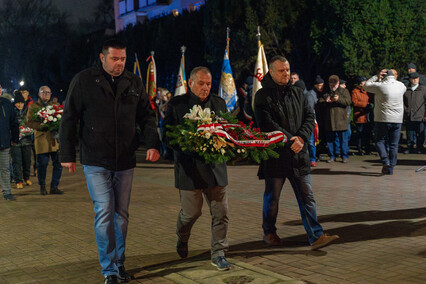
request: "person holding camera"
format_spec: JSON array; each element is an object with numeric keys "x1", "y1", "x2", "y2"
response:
[
  {"x1": 317, "y1": 75, "x2": 352, "y2": 163},
  {"x1": 364, "y1": 69, "x2": 406, "y2": 175}
]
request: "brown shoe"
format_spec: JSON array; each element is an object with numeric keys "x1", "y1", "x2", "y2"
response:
[
  {"x1": 25, "y1": 179, "x2": 32, "y2": 186},
  {"x1": 263, "y1": 233, "x2": 283, "y2": 246},
  {"x1": 311, "y1": 233, "x2": 340, "y2": 250}
]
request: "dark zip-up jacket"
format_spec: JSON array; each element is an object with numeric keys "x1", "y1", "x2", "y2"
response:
[
  {"x1": 254, "y1": 73, "x2": 315, "y2": 178},
  {"x1": 403, "y1": 84, "x2": 426, "y2": 122},
  {"x1": 162, "y1": 91, "x2": 228, "y2": 190},
  {"x1": 0, "y1": 97, "x2": 19, "y2": 149},
  {"x1": 59, "y1": 63, "x2": 160, "y2": 171}
]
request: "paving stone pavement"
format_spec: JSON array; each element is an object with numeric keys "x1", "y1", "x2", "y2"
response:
[{"x1": 0, "y1": 152, "x2": 425, "y2": 283}]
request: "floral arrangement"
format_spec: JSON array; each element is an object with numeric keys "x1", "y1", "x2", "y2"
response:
[
  {"x1": 32, "y1": 104, "x2": 64, "y2": 132},
  {"x1": 166, "y1": 105, "x2": 287, "y2": 164},
  {"x1": 19, "y1": 126, "x2": 33, "y2": 137}
]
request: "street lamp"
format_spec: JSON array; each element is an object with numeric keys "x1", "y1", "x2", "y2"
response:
[{"x1": 19, "y1": 80, "x2": 25, "y2": 86}]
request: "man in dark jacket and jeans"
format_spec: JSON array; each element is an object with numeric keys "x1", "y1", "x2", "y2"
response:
[
  {"x1": 163, "y1": 66, "x2": 231, "y2": 271},
  {"x1": 59, "y1": 40, "x2": 160, "y2": 284},
  {"x1": 254, "y1": 56, "x2": 339, "y2": 250},
  {"x1": 0, "y1": 85, "x2": 19, "y2": 201}
]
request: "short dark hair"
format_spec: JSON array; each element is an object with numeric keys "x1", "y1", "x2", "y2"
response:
[
  {"x1": 102, "y1": 39, "x2": 126, "y2": 55},
  {"x1": 269, "y1": 55, "x2": 288, "y2": 70},
  {"x1": 290, "y1": 72, "x2": 299, "y2": 76},
  {"x1": 190, "y1": 66, "x2": 211, "y2": 80}
]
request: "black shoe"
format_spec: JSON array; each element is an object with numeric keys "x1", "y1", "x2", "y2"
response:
[
  {"x1": 381, "y1": 165, "x2": 393, "y2": 175},
  {"x1": 3, "y1": 194, "x2": 16, "y2": 201},
  {"x1": 211, "y1": 256, "x2": 231, "y2": 271},
  {"x1": 176, "y1": 239, "x2": 188, "y2": 258},
  {"x1": 104, "y1": 275, "x2": 118, "y2": 284},
  {"x1": 118, "y1": 266, "x2": 132, "y2": 282},
  {"x1": 40, "y1": 185, "x2": 48, "y2": 195},
  {"x1": 50, "y1": 187, "x2": 64, "y2": 194}
]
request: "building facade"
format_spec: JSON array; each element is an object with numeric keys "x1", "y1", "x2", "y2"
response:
[{"x1": 114, "y1": 0, "x2": 204, "y2": 33}]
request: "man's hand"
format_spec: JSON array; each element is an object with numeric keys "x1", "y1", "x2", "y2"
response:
[
  {"x1": 146, "y1": 149, "x2": 160, "y2": 162},
  {"x1": 61, "y1": 162, "x2": 76, "y2": 173},
  {"x1": 330, "y1": 95, "x2": 339, "y2": 102},
  {"x1": 290, "y1": 136, "x2": 304, "y2": 153},
  {"x1": 378, "y1": 69, "x2": 387, "y2": 80}
]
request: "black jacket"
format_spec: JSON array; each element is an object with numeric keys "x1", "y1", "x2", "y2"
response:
[
  {"x1": 163, "y1": 91, "x2": 228, "y2": 190},
  {"x1": 59, "y1": 64, "x2": 160, "y2": 171},
  {"x1": 0, "y1": 97, "x2": 19, "y2": 149},
  {"x1": 404, "y1": 84, "x2": 426, "y2": 122},
  {"x1": 254, "y1": 73, "x2": 315, "y2": 178}
]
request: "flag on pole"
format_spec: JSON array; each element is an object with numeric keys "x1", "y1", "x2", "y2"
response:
[
  {"x1": 174, "y1": 46, "x2": 187, "y2": 96},
  {"x1": 146, "y1": 51, "x2": 157, "y2": 111},
  {"x1": 218, "y1": 28, "x2": 237, "y2": 112},
  {"x1": 252, "y1": 27, "x2": 268, "y2": 109},
  {"x1": 133, "y1": 53, "x2": 142, "y2": 79}
]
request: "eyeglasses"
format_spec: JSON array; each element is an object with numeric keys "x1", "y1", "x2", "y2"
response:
[{"x1": 40, "y1": 91, "x2": 52, "y2": 95}]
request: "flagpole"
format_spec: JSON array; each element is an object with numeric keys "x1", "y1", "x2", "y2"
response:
[
  {"x1": 226, "y1": 27, "x2": 230, "y2": 53},
  {"x1": 257, "y1": 26, "x2": 261, "y2": 47}
]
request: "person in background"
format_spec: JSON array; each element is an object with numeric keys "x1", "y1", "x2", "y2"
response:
[
  {"x1": 403, "y1": 72, "x2": 425, "y2": 154},
  {"x1": 364, "y1": 69, "x2": 406, "y2": 175},
  {"x1": 306, "y1": 76, "x2": 324, "y2": 166},
  {"x1": 401, "y1": 63, "x2": 426, "y2": 86},
  {"x1": 290, "y1": 72, "x2": 300, "y2": 85},
  {"x1": 26, "y1": 86, "x2": 63, "y2": 195},
  {"x1": 0, "y1": 84, "x2": 19, "y2": 200},
  {"x1": 10, "y1": 91, "x2": 33, "y2": 189},
  {"x1": 318, "y1": 75, "x2": 352, "y2": 163}
]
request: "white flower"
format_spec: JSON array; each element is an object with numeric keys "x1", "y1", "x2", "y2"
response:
[
  {"x1": 48, "y1": 116, "x2": 53, "y2": 121},
  {"x1": 203, "y1": 147, "x2": 207, "y2": 151},
  {"x1": 56, "y1": 114, "x2": 61, "y2": 119},
  {"x1": 43, "y1": 119, "x2": 47, "y2": 123},
  {"x1": 205, "y1": 132, "x2": 211, "y2": 139},
  {"x1": 237, "y1": 149, "x2": 241, "y2": 153},
  {"x1": 53, "y1": 118, "x2": 57, "y2": 122},
  {"x1": 220, "y1": 149, "x2": 225, "y2": 155}
]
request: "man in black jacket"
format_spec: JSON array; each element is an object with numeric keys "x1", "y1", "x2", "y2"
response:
[
  {"x1": 59, "y1": 40, "x2": 160, "y2": 284},
  {"x1": 163, "y1": 66, "x2": 231, "y2": 271},
  {"x1": 254, "y1": 56, "x2": 339, "y2": 250}
]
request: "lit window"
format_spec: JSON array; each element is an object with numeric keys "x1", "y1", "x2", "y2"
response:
[{"x1": 172, "y1": 9, "x2": 179, "y2": 16}]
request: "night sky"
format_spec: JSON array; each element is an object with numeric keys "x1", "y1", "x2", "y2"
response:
[{"x1": 51, "y1": 0, "x2": 101, "y2": 24}]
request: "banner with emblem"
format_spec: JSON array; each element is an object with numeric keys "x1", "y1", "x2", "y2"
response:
[
  {"x1": 174, "y1": 46, "x2": 187, "y2": 96},
  {"x1": 218, "y1": 29, "x2": 237, "y2": 112},
  {"x1": 252, "y1": 27, "x2": 268, "y2": 109}
]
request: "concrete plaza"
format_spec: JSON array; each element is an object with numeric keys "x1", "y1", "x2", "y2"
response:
[{"x1": 1, "y1": 152, "x2": 425, "y2": 283}]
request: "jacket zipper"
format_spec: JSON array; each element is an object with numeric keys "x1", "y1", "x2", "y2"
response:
[{"x1": 1, "y1": 106, "x2": 5, "y2": 118}]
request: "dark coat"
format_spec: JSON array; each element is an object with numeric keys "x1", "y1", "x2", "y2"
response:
[
  {"x1": 13, "y1": 107, "x2": 33, "y2": 147},
  {"x1": 0, "y1": 97, "x2": 19, "y2": 149},
  {"x1": 318, "y1": 87, "x2": 352, "y2": 131},
  {"x1": 59, "y1": 64, "x2": 160, "y2": 171},
  {"x1": 403, "y1": 84, "x2": 426, "y2": 122},
  {"x1": 163, "y1": 91, "x2": 228, "y2": 190},
  {"x1": 254, "y1": 73, "x2": 315, "y2": 178}
]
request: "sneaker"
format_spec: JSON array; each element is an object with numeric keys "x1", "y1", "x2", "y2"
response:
[
  {"x1": 342, "y1": 158, "x2": 349, "y2": 163},
  {"x1": 104, "y1": 275, "x2": 118, "y2": 284},
  {"x1": 16, "y1": 182, "x2": 23, "y2": 189},
  {"x1": 211, "y1": 256, "x2": 231, "y2": 271},
  {"x1": 311, "y1": 233, "x2": 340, "y2": 250},
  {"x1": 263, "y1": 232, "x2": 283, "y2": 246},
  {"x1": 118, "y1": 266, "x2": 132, "y2": 282},
  {"x1": 176, "y1": 239, "x2": 188, "y2": 258},
  {"x1": 25, "y1": 180, "x2": 32, "y2": 186},
  {"x1": 310, "y1": 161, "x2": 317, "y2": 167},
  {"x1": 326, "y1": 158, "x2": 335, "y2": 163},
  {"x1": 3, "y1": 194, "x2": 16, "y2": 201}
]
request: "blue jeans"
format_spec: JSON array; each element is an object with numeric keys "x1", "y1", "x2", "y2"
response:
[
  {"x1": 37, "y1": 152, "x2": 62, "y2": 187},
  {"x1": 406, "y1": 121, "x2": 425, "y2": 151},
  {"x1": 308, "y1": 133, "x2": 316, "y2": 162},
  {"x1": 374, "y1": 122, "x2": 401, "y2": 167},
  {"x1": 83, "y1": 165, "x2": 134, "y2": 277},
  {"x1": 263, "y1": 176, "x2": 323, "y2": 244},
  {"x1": 326, "y1": 131, "x2": 349, "y2": 159},
  {"x1": 355, "y1": 123, "x2": 372, "y2": 152}
]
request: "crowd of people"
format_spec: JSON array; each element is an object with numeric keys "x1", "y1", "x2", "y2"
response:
[
  {"x1": 0, "y1": 38, "x2": 424, "y2": 284},
  {"x1": 237, "y1": 63, "x2": 425, "y2": 172},
  {"x1": 0, "y1": 85, "x2": 63, "y2": 201}
]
